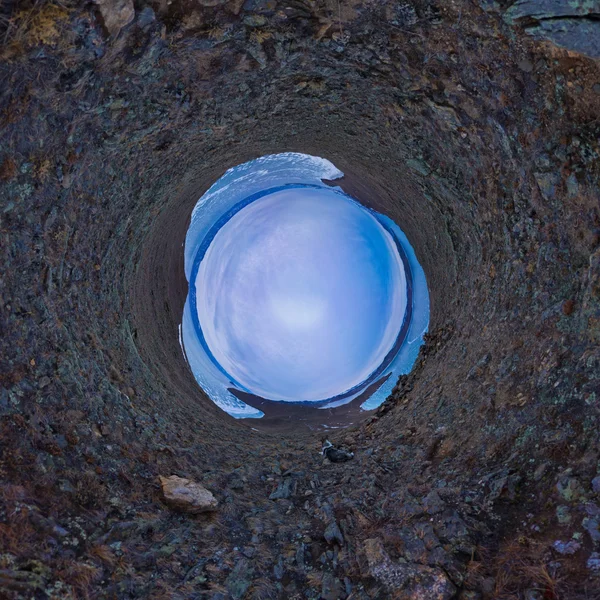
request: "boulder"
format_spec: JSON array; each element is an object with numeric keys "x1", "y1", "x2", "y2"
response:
[
  {"x1": 94, "y1": 0, "x2": 135, "y2": 37},
  {"x1": 159, "y1": 475, "x2": 218, "y2": 513}
]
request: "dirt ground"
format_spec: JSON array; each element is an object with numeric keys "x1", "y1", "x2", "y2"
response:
[{"x1": 1, "y1": 0, "x2": 599, "y2": 598}]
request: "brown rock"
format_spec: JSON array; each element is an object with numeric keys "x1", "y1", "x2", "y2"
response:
[
  {"x1": 159, "y1": 475, "x2": 218, "y2": 513},
  {"x1": 562, "y1": 299, "x2": 575, "y2": 315},
  {"x1": 0, "y1": 157, "x2": 17, "y2": 181},
  {"x1": 94, "y1": 0, "x2": 134, "y2": 37}
]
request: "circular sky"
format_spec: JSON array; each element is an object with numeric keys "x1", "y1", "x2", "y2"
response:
[{"x1": 194, "y1": 187, "x2": 407, "y2": 402}]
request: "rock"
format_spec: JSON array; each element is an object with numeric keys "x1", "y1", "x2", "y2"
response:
[
  {"x1": 137, "y1": 7, "x2": 156, "y2": 29},
  {"x1": 582, "y1": 516, "x2": 600, "y2": 543},
  {"x1": 38, "y1": 376, "x2": 51, "y2": 389},
  {"x1": 362, "y1": 538, "x2": 456, "y2": 599},
  {"x1": 552, "y1": 540, "x2": 581, "y2": 555},
  {"x1": 533, "y1": 462, "x2": 549, "y2": 481},
  {"x1": 324, "y1": 521, "x2": 344, "y2": 546},
  {"x1": 505, "y1": 0, "x2": 600, "y2": 23},
  {"x1": 159, "y1": 475, "x2": 218, "y2": 513},
  {"x1": 398, "y1": 528, "x2": 428, "y2": 562},
  {"x1": 225, "y1": 559, "x2": 253, "y2": 600},
  {"x1": 526, "y1": 19, "x2": 600, "y2": 59},
  {"x1": 321, "y1": 572, "x2": 344, "y2": 600},
  {"x1": 94, "y1": 0, "x2": 135, "y2": 37},
  {"x1": 556, "y1": 476, "x2": 585, "y2": 502},
  {"x1": 428, "y1": 546, "x2": 466, "y2": 585},
  {"x1": 504, "y1": 0, "x2": 600, "y2": 57},
  {"x1": 562, "y1": 299, "x2": 575, "y2": 315},
  {"x1": 517, "y1": 59, "x2": 533, "y2": 73},
  {"x1": 535, "y1": 172, "x2": 560, "y2": 201},
  {"x1": 269, "y1": 477, "x2": 295, "y2": 500},
  {"x1": 424, "y1": 490, "x2": 446, "y2": 514},
  {"x1": 488, "y1": 472, "x2": 521, "y2": 502},
  {"x1": 587, "y1": 552, "x2": 600, "y2": 571},
  {"x1": 556, "y1": 505, "x2": 572, "y2": 525},
  {"x1": 243, "y1": 14, "x2": 267, "y2": 27},
  {"x1": 592, "y1": 476, "x2": 600, "y2": 494}
]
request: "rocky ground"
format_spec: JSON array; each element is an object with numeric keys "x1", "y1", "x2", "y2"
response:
[{"x1": 0, "y1": 0, "x2": 599, "y2": 598}]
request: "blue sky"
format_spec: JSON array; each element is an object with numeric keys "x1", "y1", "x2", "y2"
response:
[{"x1": 194, "y1": 187, "x2": 407, "y2": 402}]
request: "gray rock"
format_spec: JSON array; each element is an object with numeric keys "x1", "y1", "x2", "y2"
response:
[
  {"x1": 526, "y1": 19, "x2": 600, "y2": 59},
  {"x1": 269, "y1": 477, "x2": 295, "y2": 500},
  {"x1": 535, "y1": 172, "x2": 560, "y2": 202},
  {"x1": 38, "y1": 376, "x2": 51, "y2": 389},
  {"x1": 137, "y1": 7, "x2": 156, "y2": 29},
  {"x1": 556, "y1": 505, "x2": 572, "y2": 525},
  {"x1": 556, "y1": 476, "x2": 585, "y2": 502},
  {"x1": 321, "y1": 572, "x2": 344, "y2": 600},
  {"x1": 362, "y1": 538, "x2": 456, "y2": 599},
  {"x1": 324, "y1": 521, "x2": 343, "y2": 546},
  {"x1": 424, "y1": 490, "x2": 446, "y2": 514},
  {"x1": 591, "y1": 476, "x2": 600, "y2": 494},
  {"x1": 582, "y1": 517, "x2": 600, "y2": 543},
  {"x1": 552, "y1": 540, "x2": 581, "y2": 555},
  {"x1": 505, "y1": 0, "x2": 600, "y2": 23},
  {"x1": 587, "y1": 552, "x2": 600, "y2": 571}
]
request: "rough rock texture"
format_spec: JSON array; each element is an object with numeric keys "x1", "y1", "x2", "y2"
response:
[
  {"x1": 502, "y1": 0, "x2": 600, "y2": 58},
  {"x1": 0, "y1": 0, "x2": 599, "y2": 598},
  {"x1": 526, "y1": 19, "x2": 600, "y2": 59},
  {"x1": 93, "y1": 0, "x2": 135, "y2": 36},
  {"x1": 159, "y1": 475, "x2": 218, "y2": 513}
]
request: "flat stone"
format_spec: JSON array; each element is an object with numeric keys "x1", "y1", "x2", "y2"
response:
[
  {"x1": 159, "y1": 475, "x2": 218, "y2": 513},
  {"x1": 526, "y1": 19, "x2": 600, "y2": 59},
  {"x1": 505, "y1": 0, "x2": 600, "y2": 23}
]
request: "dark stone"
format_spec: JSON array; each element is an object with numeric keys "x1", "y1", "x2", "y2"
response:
[
  {"x1": 324, "y1": 521, "x2": 344, "y2": 546},
  {"x1": 505, "y1": 0, "x2": 600, "y2": 22},
  {"x1": 526, "y1": 19, "x2": 600, "y2": 59},
  {"x1": 269, "y1": 477, "x2": 295, "y2": 499}
]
